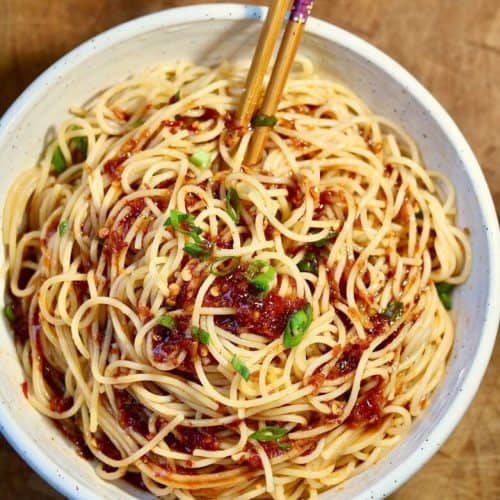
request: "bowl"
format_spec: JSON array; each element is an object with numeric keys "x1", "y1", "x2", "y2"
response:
[{"x1": 0, "y1": 4, "x2": 498, "y2": 499}]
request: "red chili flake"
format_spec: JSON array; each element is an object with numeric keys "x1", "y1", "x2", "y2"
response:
[
  {"x1": 72, "y1": 281, "x2": 89, "y2": 303},
  {"x1": 95, "y1": 433, "x2": 122, "y2": 460},
  {"x1": 375, "y1": 323, "x2": 404, "y2": 351},
  {"x1": 223, "y1": 110, "x2": 243, "y2": 132},
  {"x1": 198, "y1": 107, "x2": 219, "y2": 122},
  {"x1": 287, "y1": 179, "x2": 304, "y2": 209},
  {"x1": 319, "y1": 190, "x2": 336, "y2": 206},
  {"x1": 167, "y1": 427, "x2": 220, "y2": 454},
  {"x1": 237, "y1": 441, "x2": 289, "y2": 469},
  {"x1": 124, "y1": 472, "x2": 147, "y2": 491},
  {"x1": 151, "y1": 315, "x2": 196, "y2": 372},
  {"x1": 49, "y1": 395, "x2": 73, "y2": 413},
  {"x1": 289, "y1": 137, "x2": 309, "y2": 149},
  {"x1": 328, "y1": 342, "x2": 368, "y2": 379},
  {"x1": 103, "y1": 198, "x2": 147, "y2": 256},
  {"x1": 264, "y1": 223, "x2": 275, "y2": 240},
  {"x1": 175, "y1": 268, "x2": 204, "y2": 311},
  {"x1": 384, "y1": 164, "x2": 394, "y2": 176},
  {"x1": 285, "y1": 104, "x2": 318, "y2": 114},
  {"x1": 9, "y1": 297, "x2": 29, "y2": 342},
  {"x1": 54, "y1": 418, "x2": 93, "y2": 460},
  {"x1": 279, "y1": 118, "x2": 295, "y2": 129},
  {"x1": 308, "y1": 372, "x2": 326, "y2": 395},
  {"x1": 204, "y1": 267, "x2": 305, "y2": 338},
  {"x1": 115, "y1": 389, "x2": 150, "y2": 436},
  {"x1": 112, "y1": 108, "x2": 132, "y2": 121},
  {"x1": 346, "y1": 376, "x2": 386, "y2": 428},
  {"x1": 215, "y1": 234, "x2": 233, "y2": 249},
  {"x1": 103, "y1": 154, "x2": 129, "y2": 181},
  {"x1": 137, "y1": 304, "x2": 152, "y2": 322},
  {"x1": 222, "y1": 111, "x2": 245, "y2": 148},
  {"x1": 21, "y1": 381, "x2": 28, "y2": 398},
  {"x1": 367, "y1": 313, "x2": 389, "y2": 337}
]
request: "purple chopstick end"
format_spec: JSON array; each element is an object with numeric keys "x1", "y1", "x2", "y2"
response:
[{"x1": 290, "y1": 0, "x2": 314, "y2": 24}]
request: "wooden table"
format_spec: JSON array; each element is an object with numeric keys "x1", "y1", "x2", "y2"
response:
[{"x1": 1, "y1": 1, "x2": 499, "y2": 498}]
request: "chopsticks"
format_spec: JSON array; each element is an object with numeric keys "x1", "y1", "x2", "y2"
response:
[
  {"x1": 238, "y1": 0, "x2": 315, "y2": 165},
  {"x1": 238, "y1": 0, "x2": 291, "y2": 129}
]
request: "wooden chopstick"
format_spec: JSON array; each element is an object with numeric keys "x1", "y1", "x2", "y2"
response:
[
  {"x1": 245, "y1": 0, "x2": 315, "y2": 165},
  {"x1": 237, "y1": 0, "x2": 292, "y2": 129}
]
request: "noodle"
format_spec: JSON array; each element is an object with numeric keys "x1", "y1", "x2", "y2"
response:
[{"x1": 3, "y1": 57, "x2": 470, "y2": 499}]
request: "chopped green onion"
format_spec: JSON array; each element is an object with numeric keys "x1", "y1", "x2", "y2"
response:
[
  {"x1": 158, "y1": 315, "x2": 177, "y2": 329},
  {"x1": 252, "y1": 114, "x2": 278, "y2": 128},
  {"x1": 71, "y1": 136, "x2": 88, "y2": 156},
  {"x1": 415, "y1": 210, "x2": 424, "y2": 220},
  {"x1": 174, "y1": 113, "x2": 182, "y2": 120},
  {"x1": 131, "y1": 119, "x2": 145, "y2": 128},
  {"x1": 249, "y1": 426, "x2": 289, "y2": 442},
  {"x1": 435, "y1": 282, "x2": 455, "y2": 310},
  {"x1": 226, "y1": 188, "x2": 240, "y2": 224},
  {"x1": 58, "y1": 219, "x2": 69, "y2": 237},
  {"x1": 184, "y1": 242, "x2": 212, "y2": 260},
  {"x1": 277, "y1": 442, "x2": 291, "y2": 450},
  {"x1": 381, "y1": 302, "x2": 404, "y2": 321},
  {"x1": 283, "y1": 304, "x2": 313, "y2": 349},
  {"x1": 170, "y1": 89, "x2": 181, "y2": 103},
  {"x1": 165, "y1": 209, "x2": 212, "y2": 259},
  {"x1": 312, "y1": 231, "x2": 337, "y2": 248},
  {"x1": 164, "y1": 210, "x2": 202, "y2": 241},
  {"x1": 52, "y1": 146, "x2": 67, "y2": 173},
  {"x1": 251, "y1": 267, "x2": 277, "y2": 293},
  {"x1": 191, "y1": 326, "x2": 210, "y2": 345},
  {"x1": 244, "y1": 260, "x2": 277, "y2": 294},
  {"x1": 210, "y1": 257, "x2": 239, "y2": 277},
  {"x1": 231, "y1": 355, "x2": 250, "y2": 381},
  {"x1": 3, "y1": 304, "x2": 15, "y2": 322},
  {"x1": 297, "y1": 251, "x2": 318, "y2": 274},
  {"x1": 190, "y1": 150, "x2": 212, "y2": 169}
]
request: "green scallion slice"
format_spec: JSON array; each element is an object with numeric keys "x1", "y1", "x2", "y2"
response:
[
  {"x1": 435, "y1": 282, "x2": 455, "y2": 310},
  {"x1": 381, "y1": 302, "x2": 404, "y2": 321},
  {"x1": 226, "y1": 187, "x2": 240, "y2": 224},
  {"x1": 131, "y1": 119, "x2": 145, "y2": 129},
  {"x1": 297, "y1": 251, "x2": 318, "y2": 274},
  {"x1": 252, "y1": 114, "x2": 278, "y2": 128},
  {"x1": 277, "y1": 442, "x2": 291, "y2": 450},
  {"x1": 170, "y1": 89, "x2": 181, "y2": 103},
  {"x1": 191, "y1": 326, "x2": 210, "y2": 345},
  {"x1": 158, "y1": 315, "x2": 177, "y2": 329},
  {"x1": 3, "y1": 304, "x2": 15, "y2": 322},
  {"x1": 249, "y1": 426, "x2": 288, "y2": 442},
  {"x1": 58, "y1": 219, "x2": 69, "y2": 237},
  {"x1": 190, "y1": 150, "x2": 212, "y2": 169},
  {"x1": 72, "y1": 136, "x2": 88, "y2": 155},
  {"x1": 231, "y1": 355, "x2": 250, "y2": 381},
  {"x1": 244, "y1": 260, "x2": 277, "y2": 294},
  {"x1": 312, "y1": 231, "x2": 337, "y2": 248},
  {"x1": 283, "y1": 304, "x2": 313, "y2": 349},
  {"x1": 52, "y1": 146, "x2": 67, "y2": 173},
  {"x1": 164, "y1": 210, "x2": 202, "y2": 241},
  {"x1": 184, "y1": 242, "x2": 212, "y2": 260}
]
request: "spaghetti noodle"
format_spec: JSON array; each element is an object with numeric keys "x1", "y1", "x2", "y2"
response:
[{"x1": 3, "y1": 58, "x2": 471, "y2": 499}]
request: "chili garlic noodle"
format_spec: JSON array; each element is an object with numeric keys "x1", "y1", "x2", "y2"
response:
[{"x1": 3, "y1": 58, "x2": 470, "y2": 499}]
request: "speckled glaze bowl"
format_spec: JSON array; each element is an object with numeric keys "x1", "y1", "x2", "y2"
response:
[{"x1": 0, "y1": 4, "x2": 498, "y2": 499}]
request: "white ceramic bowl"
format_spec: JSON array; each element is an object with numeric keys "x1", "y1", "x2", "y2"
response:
[{"x1": 0, "y1": 4, "x2": 498, "y2": 499}]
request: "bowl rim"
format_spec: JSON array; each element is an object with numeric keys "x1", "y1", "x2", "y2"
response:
[{"x1": 0, "y1": 3, "x2": 498, "y2": 500}]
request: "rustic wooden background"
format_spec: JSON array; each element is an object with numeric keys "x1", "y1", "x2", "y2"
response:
[{"x1": 1, "y1": 1, "x2": 498, "y2": 499}]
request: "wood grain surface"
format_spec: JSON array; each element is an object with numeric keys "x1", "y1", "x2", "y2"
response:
[{"x1": 1, "y1": 1, "x2": 499, "y2": 499}]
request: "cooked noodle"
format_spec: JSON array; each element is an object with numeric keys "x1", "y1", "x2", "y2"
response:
[{"x1": 3, "y1": 57, "x2": 470, "y2": 499}]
